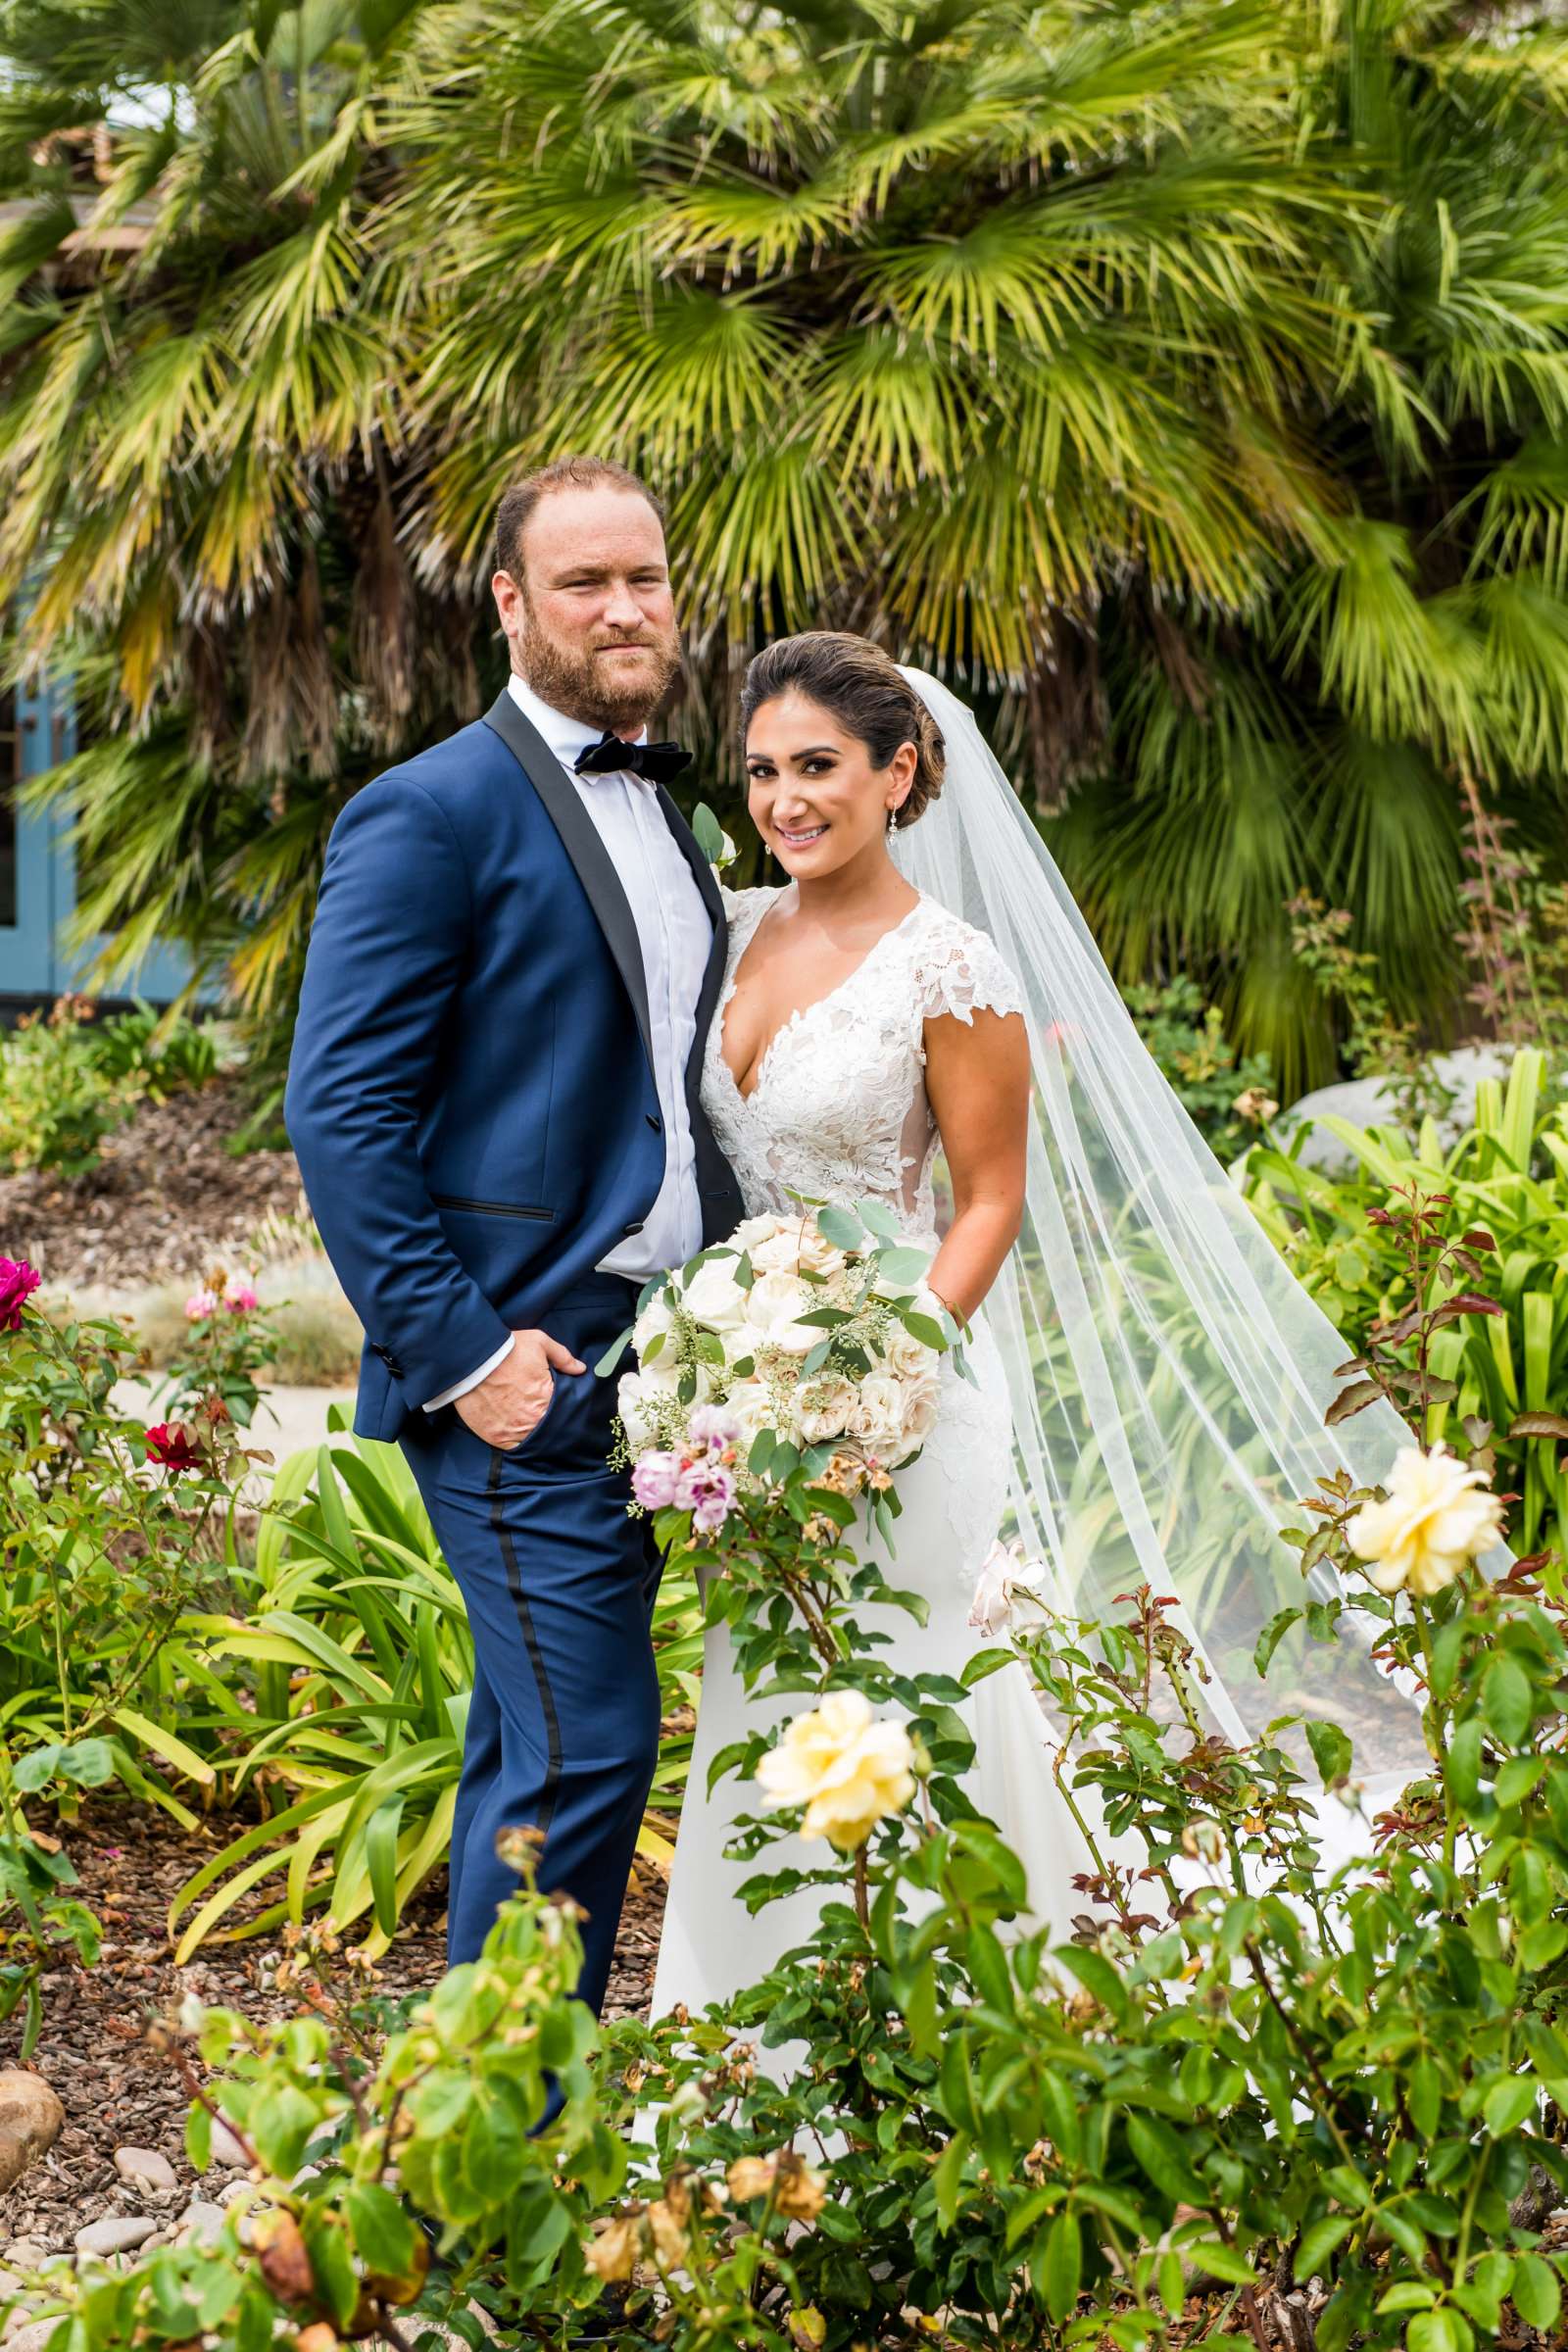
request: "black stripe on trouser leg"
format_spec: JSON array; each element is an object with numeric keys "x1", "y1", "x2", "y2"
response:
[{"x1": 486, "y1": 1447, "x2": 564, "y2": 1842}]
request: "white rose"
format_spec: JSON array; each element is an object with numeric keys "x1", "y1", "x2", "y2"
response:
[
  {"x1": 680, "y1": 1254, "x2": 751, "y2": 1332},
  {"x1": 726, "y1": 1381, "x2": 775, "y2": 1453},
  {"x1": 967, "y1": 1538, "x2": 1049, "y2": 1638},
  {"x1": 1346, "y1": 1444, "x2": 1506, "y2": 1598},
  {"x1": 744, "y1": 1269, "x2": 822, "y2": 1354},
  {"x1": 632, "y1": 1294, "x2": 677, "y2": 1361},
  {"x1": 617, "y1": 1372, "x2": 659, "y2": 1452},
  {"x1": 731, "y1": 1213, "x2": 788, "y2": 1256}
]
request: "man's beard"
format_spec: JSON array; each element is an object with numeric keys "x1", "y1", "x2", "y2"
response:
[{"x1": 515, "y1": 606, "x2": 682, "y2": 735}]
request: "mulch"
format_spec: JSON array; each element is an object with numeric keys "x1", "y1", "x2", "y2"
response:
[
  {"x1": 0, "y1": 1798, "x2": 664, "y2": 2257},
  {"x1": 0, "y1": 1083, "x2": 304, "y2": 1294}
]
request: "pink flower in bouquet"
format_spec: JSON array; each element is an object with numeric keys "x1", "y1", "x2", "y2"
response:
[
  {"x1": 631, "y1": 1449, "x2": 682, "y2": 1510},
  {"x1": 224, "y1": 1282, "x2": 260, "y2": 1315},
  {"x1": 185, "y1": 1287, "x2": 220, "y2": 1321},
  {"x1": 687, "y1": 1403, "x2": 741, "y2": 1456},
  {"x1": 0, "y1": 1258, "x2": 41, "y2": 1332},
  {"x1": 677, "y1": 1456, "x2": 737, "y2": 1535},
  {"x1": 145, "y1": 1422, "x2": 202, "y2": 1474}
]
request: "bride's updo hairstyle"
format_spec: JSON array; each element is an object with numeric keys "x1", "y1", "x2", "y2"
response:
[{"x1": 740, "y1": 632, "x2": 946, "y2": 829}]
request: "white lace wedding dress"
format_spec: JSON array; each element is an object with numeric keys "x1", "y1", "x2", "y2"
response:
[{"x1": 649, "y1": 886, "x2": 1096, "y2": 2023}]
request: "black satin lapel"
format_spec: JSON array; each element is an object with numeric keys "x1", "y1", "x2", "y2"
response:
[
  {"x1": 483, "y1": 691, "x2": 654, "y2": 1077},
  {"x1": 653, "y1": 781, "x2": 730, "y2": 1079},
  {"x1": 651, "y1": 781, "x2": 720, "y2": 921}
]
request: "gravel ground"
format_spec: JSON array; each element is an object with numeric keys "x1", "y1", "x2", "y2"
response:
[
  {"x1": 0, "y1": 1083, "x2": 304, "y2": 1293},
  {"x1": 0, "y1": 1798, "x2": 664, "y2": 2259}
]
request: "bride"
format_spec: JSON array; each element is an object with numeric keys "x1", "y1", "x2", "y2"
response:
[{"x1": 650, "y1": 632, "x2": 1425, "y2": 2022}]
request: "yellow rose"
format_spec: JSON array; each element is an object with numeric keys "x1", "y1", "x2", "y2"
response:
[
  {"x1": 1346, "y1": 1444, "x2": 1506, "y2": 1598},
  {"x1": 755, "y1": 1690, "x2": 916, "y2": 1850}
]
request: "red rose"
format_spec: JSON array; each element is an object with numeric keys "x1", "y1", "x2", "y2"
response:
[
  {"x1": 145, "y1": 1422, "x2": 202, "y2": 1474},
  {"x1": 0, "y1": 1258, "x2": 41, "y2": 1333}
]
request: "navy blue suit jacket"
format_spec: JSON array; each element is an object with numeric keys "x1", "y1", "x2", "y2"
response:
[{"x1": 284, "y1": 690, "x2": 746, "y2": 1440}]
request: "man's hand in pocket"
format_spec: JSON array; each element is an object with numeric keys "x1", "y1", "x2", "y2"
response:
[{"x1": 456, "y1": 1329, "x2": 586, "y2": 1450}]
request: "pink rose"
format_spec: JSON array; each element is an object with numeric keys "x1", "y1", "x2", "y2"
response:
[
  {"x1": 677, "y1": 1458, "x2": 736, "y2": 1535},
  {"x1": 632, "y1": 1450, "x2": 682, "y2": 1510},
  {"x1": 0, "y1": 1258, "x2": 41, "y2": 1333},
  {"x1": 687, "y1": 1403, "x2": 740, "y2": 1456},
  {"x1": 224, "y1": 1283, "x2": 259, "y2": 1315},
  {"x1": 185, "y1": 1288, "x2": 220, "y2": 1322}
]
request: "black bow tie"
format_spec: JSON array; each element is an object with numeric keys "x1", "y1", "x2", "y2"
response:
[{"x1": 573, "y1": 731, "x2": 692, "y2": 784}]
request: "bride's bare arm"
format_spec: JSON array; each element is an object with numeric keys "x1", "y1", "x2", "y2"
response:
[{"x1": 920, "y1": 1007, "x2": 1030, "y2": 1323}]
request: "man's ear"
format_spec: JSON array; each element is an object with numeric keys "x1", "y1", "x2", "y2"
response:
[{"x1": 492, "y1": 569, "x2": 525, "y2": 634}]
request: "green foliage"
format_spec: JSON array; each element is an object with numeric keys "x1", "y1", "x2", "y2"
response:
[
  {"x1": 0, "y1": 1740, "x2": 103, "y2": 2060},
  {"x1": 0, "y1": 1284, "x2": 260, "y2": 1808},
  {"x1": 0, "y1": 1276, "x2": 265, "y2": 2052},
  {"x1": 2, "y1": 1885, "x2": 624, "y2": 2352},
  {"x1": 170, "y1": 1416, "x2": 703, "y2": 1956},
  {"x1": 0, "y1": 995, "x2": 220, "y2": 1176},
  {"x1": 0, "y1": 1000, "x2": 126, "y2": 1177},
  {"x1": 85, "y1": 999, "x2": 220, "y2": 1096},
  {"x1": 3, "y1": 2, "x2": 1568, "y2": 1076},
  {"x1": 1122, "y1": 974, "x2": 1278, "y2": 1161},
  {"x1": 1246, "y1": 1047, "x2": 1568, "y2": 1554},
  {"x1": 15, "y1": 1174, "x2": 1568, "y2": 2348}
]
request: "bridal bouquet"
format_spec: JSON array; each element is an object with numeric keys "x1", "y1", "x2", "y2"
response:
[{"x1": 615, "y1": 1204, "x2": 956, "y2": 1537}]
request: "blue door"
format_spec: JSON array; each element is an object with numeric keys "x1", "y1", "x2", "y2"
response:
[
  {"x1": 0, "y1": 676, "x2": 70, "y2": 998},
  {"x1": 0, "y1": 673, "x2": 197, "y2": 1004}
]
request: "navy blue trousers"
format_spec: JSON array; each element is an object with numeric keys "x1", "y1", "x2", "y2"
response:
[{"x1": 399, "y1": 1273, "x2": 662, "y2": 2011}]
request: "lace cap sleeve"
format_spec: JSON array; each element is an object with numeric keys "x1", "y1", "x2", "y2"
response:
[
  {"x1": 911, "y1": 906, "x2": 1025, "y2": 1027},
  {"x1": 719, "y1": 882, "x2": 778, "y2": 929}
]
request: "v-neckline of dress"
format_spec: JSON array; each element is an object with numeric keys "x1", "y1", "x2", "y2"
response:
[{"x1": 717, "y1": 892, "x2": 927, "y2": 1105}]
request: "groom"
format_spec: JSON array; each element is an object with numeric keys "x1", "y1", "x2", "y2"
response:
[{"x1": 285, "y1": 456, "x2": 744, "y2": 2009}]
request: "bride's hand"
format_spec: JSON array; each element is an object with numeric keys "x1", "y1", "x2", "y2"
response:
[{"x1": 457, "y1": 1328, "x2": 586, "y2": 1450}]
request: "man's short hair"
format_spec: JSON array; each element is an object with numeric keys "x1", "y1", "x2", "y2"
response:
[{"x1": 490, "y1": 457, "x2": 664, "y2": 584}]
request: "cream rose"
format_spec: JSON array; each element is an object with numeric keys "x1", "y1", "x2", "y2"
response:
[
  {"x1": 755, "y1": 1690, "x2": 916, "y2": 1850},
  {"x1": 899, "y1": 1377, "x2": 941, "y2": 1447},
  {"x1": 797, "y1": 1377, "x2": 858, "y2": 1445},
  {"x1": 848, "y1": 1372, "x2": 907, "y2": 1447},
  {"x1": 1346, "y1": 1444, "x2": 1506, "y2": 1598},
  {"x1": 882, "y1": 1321, "x2": 942, "y2": 1382},
  {"x1": 750, "y1": 1218, "x2": 848, "y2": 1282}
]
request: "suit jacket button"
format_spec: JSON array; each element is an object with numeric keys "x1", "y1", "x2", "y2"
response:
[
  {"x1": 623, "y1": 1220, "x2": 644, "y2": 1237},
  {"x1": 646, "y1": 1112, "x2": 662, "y2": 1132}
]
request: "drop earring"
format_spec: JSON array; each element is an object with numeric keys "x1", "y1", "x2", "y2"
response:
[{"x1": 887, "y1": 807, "x2": 898, "y2": 841}]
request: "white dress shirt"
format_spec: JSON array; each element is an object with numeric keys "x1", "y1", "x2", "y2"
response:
[{"x1": 425, "y1": 673, "x2": 712, "y2": 1410}]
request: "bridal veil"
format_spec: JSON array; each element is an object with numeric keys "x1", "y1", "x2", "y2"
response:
[{"x1": 893, "y1": 667, "x2": 1432, "y2": 1771}]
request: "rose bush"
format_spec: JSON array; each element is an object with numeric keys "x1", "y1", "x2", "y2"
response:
[{"x1": 10, "y1": 1175, "x2": 1568, "y2": 2351}]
